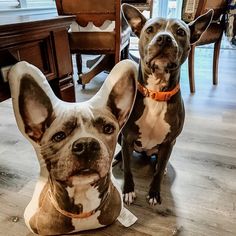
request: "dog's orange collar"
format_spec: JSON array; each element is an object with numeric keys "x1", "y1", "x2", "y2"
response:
[
  {"x1": 137, "y1": 82, "x2": 180, "y2": 101},
  {"x1": 48, "y1": 189, "x2": 96, "y2": 219}
]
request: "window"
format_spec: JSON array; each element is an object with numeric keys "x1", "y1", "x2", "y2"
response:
[
  {"x1": 0, "y1": 0, "x2": 20, "y2": 9},
  {"x1": 22, "y1": 0, "x2": 56, "y2": 8},
  {"x1": 152, "y1": 0, "x2": 182, "y2": 18},
  {"x1": 0, "y1": 0, "x2": 56, "y2": 9}
]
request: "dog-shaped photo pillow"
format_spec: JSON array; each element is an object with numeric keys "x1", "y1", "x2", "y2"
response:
[{"x1": 8, "y1": 60, "x2": 137, "y2": 235}]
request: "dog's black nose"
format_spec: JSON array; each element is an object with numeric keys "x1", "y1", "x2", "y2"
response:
[
  {"x1": 156, "y1": 34, "x2": 172, "y2": 46},
  {"x1": 72, "y1": 137, "x2": 100, "y2": 155}
]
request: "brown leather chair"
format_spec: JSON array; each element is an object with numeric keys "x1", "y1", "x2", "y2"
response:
[
  {"x1": 55, "y1": 0, "x2": 131, "y2": 88},
  {"x1": 182, "y1": 0, "x2": 227, "y2": 93}
]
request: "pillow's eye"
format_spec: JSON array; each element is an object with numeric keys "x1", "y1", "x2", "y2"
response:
[
  {"x1": 52, "y1": 131, "x2": 66, "y2": 142},
  {"x1": 103, "y1": 124, "x2": 115, "y2": 134},
  {"x1": 176, "y1": 28, "x2": 185, "y2": 36},
  {"x1": 146, "y1": 26, "x2": 154, "y2": 34}
]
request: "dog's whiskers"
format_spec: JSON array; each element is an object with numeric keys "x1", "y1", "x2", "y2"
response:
[{"x1": 40, "y1": 141, "x2": 54, "y2": 149}]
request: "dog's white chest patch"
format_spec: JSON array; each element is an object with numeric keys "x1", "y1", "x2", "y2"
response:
[
  {"x1": 66, "y1": 184, "x2": 103, "y2": 231},
  {"x1": 135, "y1": 98, "x2": 170, "y2": 154},
  {"x1": 66, "y1": 184, "x2": 101, "y2": 212}
]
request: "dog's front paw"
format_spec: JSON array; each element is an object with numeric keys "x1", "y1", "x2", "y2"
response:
[
  {"x1": 147, "y1": 191, "x2": 161, "y2": 206},
  {"x1": 123, "y1": 192, "x2": 136, "y2": 205}
]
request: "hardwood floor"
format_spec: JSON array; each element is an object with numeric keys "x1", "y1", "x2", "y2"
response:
[{"x1": 0, "y1": 47, "x2": 236, "y2": 236}]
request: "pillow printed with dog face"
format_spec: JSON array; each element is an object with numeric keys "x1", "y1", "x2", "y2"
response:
[{"x1": 8, "y1": 60, "x2": 137, "y2": 235}]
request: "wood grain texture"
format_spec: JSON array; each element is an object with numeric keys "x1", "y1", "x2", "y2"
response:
[
  {"x1": 0, "y1": 15, "x2": 75, "y2": 102},
  {"x1": 0, "y1": 47, "x2": 236, "y2": 235}
]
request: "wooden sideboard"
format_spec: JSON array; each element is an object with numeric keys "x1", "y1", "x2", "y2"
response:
[{"x1": 0, "y1": 14, "x2": 76, "y2": 102}]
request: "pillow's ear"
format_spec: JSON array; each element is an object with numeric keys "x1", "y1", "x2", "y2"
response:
[
  {"x1": 188, "y1": 9, "x2": 214, "y2": 44},
  {"x1": 106, "y1": 60, "x2": 137, "y2": 128},
  {"x1": 122, "y1": 3, "x2": 147, "y2": 38},
  {"x1": 91, "y1": 60, "x2": 137, "y2": 128},
  {"x1": 8, "y1": 61, "x2": 57, "y2": 143}
]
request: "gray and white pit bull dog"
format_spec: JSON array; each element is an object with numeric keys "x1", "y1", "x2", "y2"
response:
[
  {"x1": 8, "y1": 60, "x2": 137, "y2": 235},
  {"x1": 120, "y1": 4, "x2": 213, "y2": 205}
]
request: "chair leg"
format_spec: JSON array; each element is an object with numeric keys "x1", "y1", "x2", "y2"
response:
[
  {"x1": 149, "y1": 0, "x2": 154, "y2": 18},
  {"x1": 213, "y1": 33, "x2": 223, "y2": 85},
  {"x1": 79, "y1": 54, "x2": 113, "y2": 85},
  {"x1": 121, "y1": 42, "x2": 130, "y2": 60},
  {"x1": 188, "y1": 45, "x2": 195, "y2": 93},
  {"x1": 129, "y1": 52, "x2": 140, "y2": 64},
  {"x1": 76, "y1": 53, "x2": 82, "y2": 75}
]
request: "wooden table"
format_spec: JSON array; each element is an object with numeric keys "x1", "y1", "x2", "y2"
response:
[{"x1": 0, "y1": 14, "x2": 76, "y2": 102}]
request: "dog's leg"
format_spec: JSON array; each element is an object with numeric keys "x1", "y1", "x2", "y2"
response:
[
  {"x1": 147, "y1": 140, "x2": 175, "y2": 205},
  {"x1": 122, "y1": 138, "x2": 136, "y2": 205},
  {"x1": 113, "y1": 135, "x2": 123, "y2": 167}
]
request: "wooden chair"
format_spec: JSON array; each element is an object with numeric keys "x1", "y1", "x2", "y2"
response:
[
  {"x1": 55, "y1": 0, "x2": 131, "y2": 88},
  {"x1": 182, "y1": 0, "x2": 227, "y2": 93}
]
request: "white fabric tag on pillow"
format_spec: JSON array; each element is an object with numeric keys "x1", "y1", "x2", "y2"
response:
[{"x1": 117, "y1": 207, "x2": 137, "y2": 227}]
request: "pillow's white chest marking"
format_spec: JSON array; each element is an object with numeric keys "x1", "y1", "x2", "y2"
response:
[
  {"x1": 66, "y1": 184, "x2": 102, "y2": 230},
  {"x1": 66, "y1": 184, "x2": 101, "y2": 213}
]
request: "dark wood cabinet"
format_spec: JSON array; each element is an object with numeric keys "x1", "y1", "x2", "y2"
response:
[{"x1": 0, "y1": 14, "x2": 76, "y2": 102}]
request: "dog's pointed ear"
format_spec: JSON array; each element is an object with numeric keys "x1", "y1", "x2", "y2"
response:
[
  {"x1": 188, "y1": 9, "x2": 214, "y2": 44},
  {"x1": 8, "y1": 62, "x2": 56, "y2": 143},
  {"x1": 18, "y1": 75, "x2": 55, "y2": 142},
  {"x1": 122, "y1": 3, "x2": 147, "y2": 38},
  {"x1": 92, "y1": 60, "x2": 137, "y2": 128},
  {"x1": 106, "y1": 60, "x2": 137, "y2": 128}
]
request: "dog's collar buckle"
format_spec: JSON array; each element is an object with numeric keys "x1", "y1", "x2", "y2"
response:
[{"x1": 138, "y1": 82, "x2": 180, "y2": 101}]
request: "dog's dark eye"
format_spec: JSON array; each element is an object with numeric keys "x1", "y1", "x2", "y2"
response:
[
  {"x1": 103, "y1": 124, "x2": 115, "y2": 134},
  {"x1": 146, "y1": 26, "x2": 154, "y2": 34},
  {"x1": 52, "y1": 131, "x2": 66, "y2": 142},
  {"x1": 176, "y1": 28, "x2": 185, "y2": 36}
]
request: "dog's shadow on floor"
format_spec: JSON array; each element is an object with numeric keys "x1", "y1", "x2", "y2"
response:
[{"x1": 112, "y1": 152, "x2": 181, "y2": 235}]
